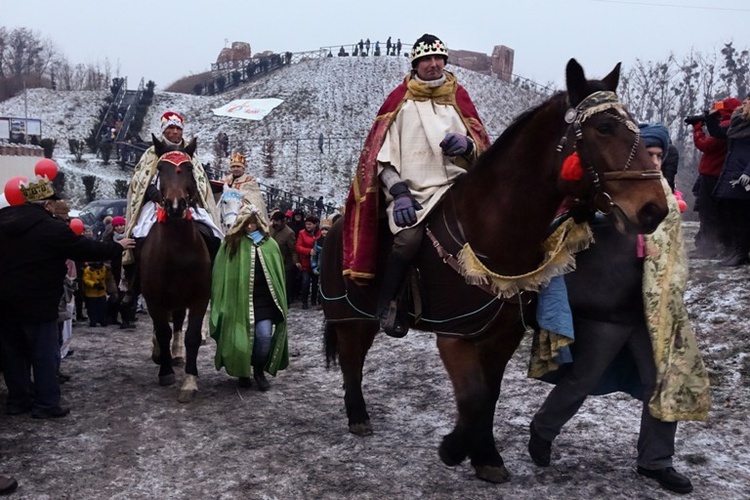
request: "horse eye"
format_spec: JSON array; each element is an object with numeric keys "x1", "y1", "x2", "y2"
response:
[{"x1": 595, "y1": 122, "x2": 615, "y2": 135}]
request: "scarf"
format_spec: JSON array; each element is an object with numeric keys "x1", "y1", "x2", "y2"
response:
[{"x1": 406, "y1": 71, "x2": 457, "y2": 105}]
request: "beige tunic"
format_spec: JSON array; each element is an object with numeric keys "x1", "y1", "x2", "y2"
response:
[{"x1": 377, "y1": 99, "x2": 469, "y2": 234}]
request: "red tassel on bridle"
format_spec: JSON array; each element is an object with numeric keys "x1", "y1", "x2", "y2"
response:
[
  {"x1": 156, "y1": 206, "x2": 167, "y2": 223},
  {"x1": 561, "y1": 152, "x2": 584, "y2": 181}
]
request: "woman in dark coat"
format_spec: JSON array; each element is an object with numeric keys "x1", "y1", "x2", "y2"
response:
[{"x1": 707, "y1": 95, "x2": 750, "y2": 266}]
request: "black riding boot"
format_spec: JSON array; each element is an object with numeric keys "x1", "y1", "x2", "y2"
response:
[
  {"x1": 253, "y1": 364, "x2": 270, "y2": 392},
  {"x1": 377, "y1": 254, "x2": 410, "y2": 338}
]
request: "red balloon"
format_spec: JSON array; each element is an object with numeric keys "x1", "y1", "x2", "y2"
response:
[
  {"x1": 34, "y1": 158, "x2": 58, "y2": 180},
  {"x1": 677, "y1": 199, "x2": 687, "y2": 213},
  {"x1": 69, "y1": 218, "x2": 85, "y2": 235},
  {"x1": 4, "y1": 176, "x2": 28, "y2": 206}
]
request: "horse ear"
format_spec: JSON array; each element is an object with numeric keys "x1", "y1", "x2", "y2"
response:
[
  {"x1": 185, "y1": 137, "x2": 198, "y2": 157},
  {"x1": 152, "y1": 134, "x2": 165, "y2": 156},
  {"x1": 565, "y1": 58, "x2": 587, "y2": 107},
  {"x1": 601, "y1": 62, "x2": 621, "y2": 91}
]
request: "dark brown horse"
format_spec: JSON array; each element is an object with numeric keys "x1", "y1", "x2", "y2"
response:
[
  {"x1": 320, "y1": 59, "x2": 669, "y2": 483},
  {"x1": 139, "y1": 137, "x2": 212, "y2": 403}
]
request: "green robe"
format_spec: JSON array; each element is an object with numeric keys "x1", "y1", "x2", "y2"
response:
[{"x1": 210, "y1": 235, "x2": 289, "y2": 377}]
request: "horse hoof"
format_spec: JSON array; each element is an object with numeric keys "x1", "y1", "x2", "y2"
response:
[
  {"x1": 159, "y1": 374, "x2": 176, "y2": 386},
  {"x1": 178, "y1": 389, "x2": 196, "y2": 403},
  {"x1": 348, "y1": 421, "x2": 373, "y2": 436},
  {"x1": 171, "y1": 357, "x2": 184, "y2": 367},
  {"x1": 438, "y1": 435, "x2": 468, "y2": 466},
  {"x1": 474, "y1": 464, "x2": 511, "y2": 484}
]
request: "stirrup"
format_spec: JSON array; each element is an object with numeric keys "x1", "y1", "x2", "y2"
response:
[{"x1": 380, "y1": 300, "x2": 408, "y2": 338}]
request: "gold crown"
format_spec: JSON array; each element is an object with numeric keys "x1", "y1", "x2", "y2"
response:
[
  {"x1": 20, "y1": 176, "x2": 57, "y2": 202},
  {"x1": 230, "y1": 152, "x2": 246, "y2": 168}
]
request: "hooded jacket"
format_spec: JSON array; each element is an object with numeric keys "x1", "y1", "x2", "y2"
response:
[{"x1": 0, "y1": 204, "x2": 123, "y2": 322}]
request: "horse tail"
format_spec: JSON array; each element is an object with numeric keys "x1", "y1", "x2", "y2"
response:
[{"x1": 324, "y1": 320, "x2": 339, "y2": 368}]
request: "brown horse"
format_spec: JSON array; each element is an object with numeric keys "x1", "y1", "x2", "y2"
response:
[
  {"x1": 320, "y1": 59, "x2": 669, "y2": 483},
  {"x1": 139, "y1": 137, "x2": 212, "y2": 403}
]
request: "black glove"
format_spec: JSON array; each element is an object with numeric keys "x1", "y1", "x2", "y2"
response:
[
  {"x1": 440, "y1": 133, "x2": 474, "y2": 156},
  {"x1": 145, "y1": 184, "x2": 161, "y2": 203},
  {"x1": 389, "y1": 182, "x2": 422, "y2": 227}
]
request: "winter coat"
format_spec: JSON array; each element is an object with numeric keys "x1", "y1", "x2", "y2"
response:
[
  {"x1": 269, "y1": 224, "x2": 299, "y2": 272},
  {"x1": 692, "y1": 122, "x2": 728, "y2": 177},
  {"x1": 708, "y1": 110, "x2": 750, "y2": 201},
  {"x1": 82, "y1": 263, "x2": 108, "y2": 298},
  {"x1": 295, "y1": 229, "x2": 320, "y2": 271},
  {"x1": 0, "y1": 204, "x2": 123, "y2": 323}
]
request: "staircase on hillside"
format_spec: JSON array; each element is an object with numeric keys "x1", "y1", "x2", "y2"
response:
[{"x1": 115, "y1": 78, "x2": 145, "y2": 143}]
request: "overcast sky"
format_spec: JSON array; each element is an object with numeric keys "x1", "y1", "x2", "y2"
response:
[{"x1": 4, "y1": 0, "x2": 750, "y2": 90}]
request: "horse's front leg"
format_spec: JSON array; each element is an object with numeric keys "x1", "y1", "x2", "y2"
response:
[
  {"x1": 178, "y1": 313, "x2": 205, "y2": 403},
  {"x1": 437, "y1": 326, "x2": 525, "y2": 484},
  {"x1": 330, "y1": 321, "x2": 377, "y2": 435},
  {"x1": 151, "y1": 312, "x2": 175, "y2": 386}
]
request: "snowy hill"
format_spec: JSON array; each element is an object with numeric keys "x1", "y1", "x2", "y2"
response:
[{"x1": 0, "y1": 57, "x2": 545, "y2": 209}]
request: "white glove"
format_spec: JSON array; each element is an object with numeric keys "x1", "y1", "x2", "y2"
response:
[{"x1": 739, "y1": 174, "x2": 750, "y2": 187}]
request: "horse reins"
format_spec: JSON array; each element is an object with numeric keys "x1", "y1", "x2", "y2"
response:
[{"x1": 556, "y1": 90, "x2": 662, "y2": 215}]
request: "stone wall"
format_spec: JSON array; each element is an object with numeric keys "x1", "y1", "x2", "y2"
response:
[{"x1": 447, "y1": 45, "x2": 515, "y2": 83}]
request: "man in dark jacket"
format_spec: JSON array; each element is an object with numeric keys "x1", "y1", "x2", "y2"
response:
[
  {"x1": 269, "y1": 210, "x2": 300, "y2": 304},
  {"x1": 0, "y1": 176, "x2": 135, "y2": 419}
]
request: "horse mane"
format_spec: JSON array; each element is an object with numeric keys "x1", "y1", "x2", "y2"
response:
[{"x1": 469, "y1": 91, "x2": 568, "y2": 173}]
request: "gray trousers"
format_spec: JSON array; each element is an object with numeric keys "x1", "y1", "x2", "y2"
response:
[{"x1": 532, "y1": 318, "x2": 677, "y2": 469}]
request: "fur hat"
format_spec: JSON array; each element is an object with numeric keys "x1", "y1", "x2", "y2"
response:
[
  {"x1": 111, "y1": 216, "x2": 126, "y2": 226},
  {"x1": 638, "y1": 123, "x2": 671, "y2": 152},
  {"x1": 410, "y1": 34, "x2": 448, "y2": 67},
  {"x1": 229, "y1": 152, "x2": 246, "y2": 168},
  {"x1": 20, "y1": 175, "x2": 60, "y2": 202},
  {"x1": 160, "y1": 111, "x2": 184, "y2": 133}
]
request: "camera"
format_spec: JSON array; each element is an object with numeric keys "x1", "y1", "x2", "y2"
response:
[{"x1": 684, "y1": 110, "x2": 709, "y2": 126}]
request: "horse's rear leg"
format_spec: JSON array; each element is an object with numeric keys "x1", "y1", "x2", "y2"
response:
[
  {"x1": 328, "y1": 321, "x2": 378, "y2": 435},
  {"x1": 437, "y1": 327, "x2": 524, "y2": 483},
  {"x1": 178, "y1": 314, "x2": 204, "y2": 403}
]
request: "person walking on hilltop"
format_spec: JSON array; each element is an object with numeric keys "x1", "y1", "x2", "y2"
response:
[{"x1": 341, "y1": 33, "x2": 491, "y2": 338}]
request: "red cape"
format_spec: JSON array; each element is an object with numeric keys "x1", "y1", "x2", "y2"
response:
[{"x1": 342, "y1": 76, "x2": 491, "y2": 281}]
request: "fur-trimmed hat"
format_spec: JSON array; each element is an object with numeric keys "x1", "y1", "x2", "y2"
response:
[
  {"x1": 410, "y1": 34, "x2": 448, "y2": 67},
  {"x1": 229, "y1": 152, "x2": 246, "y2": 168},
  {"x1": 160, "y1": 111, "x2": 184, "y2": 133},
  {"x1": 20, "y1": 175, "x2": 60, "y2": 202}
]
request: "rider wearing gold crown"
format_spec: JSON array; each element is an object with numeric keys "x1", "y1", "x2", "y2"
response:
[{"x1": 221, "y1": 151, "x2": 268, "y2": 226}]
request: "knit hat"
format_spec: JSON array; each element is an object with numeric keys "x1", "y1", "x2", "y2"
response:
[
  {"x1": 160, "y1": 111, "x2": 184, "y2": 133},
  {"x1": 111, "y1": 216, "x2": 126, "y2": 226},
  {"x1": 285, "y1": 209, "x2": 294, "y2": 218},
  {"x1": 19, "y1": 175, "x2": 60, "y2": 202},
  {"x1": 410, "y1": 34, "x2": 448, "y2": 67},
  {"x1": 638, "y1": 123, "x2": 671, "y2": 152},
  {"x1": 718, "y1": 97, "x2": 743, "y2": 121}
]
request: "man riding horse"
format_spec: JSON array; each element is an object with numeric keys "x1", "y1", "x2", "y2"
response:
[
  {"x1": 342, "y1": 33, "x2": 491, "y2": 337},
  {"x1": 121, "y1": 111, "x2": 223, "y2": 321}
]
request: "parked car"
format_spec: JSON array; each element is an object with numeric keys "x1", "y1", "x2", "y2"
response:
[{"x1": 77, "y1": 199, "x2": 127, "y2": 239}]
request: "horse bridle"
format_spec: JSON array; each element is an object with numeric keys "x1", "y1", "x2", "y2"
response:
[
  {"x1": 156, "y1": 150, "x2": 196, "y2": 219},
  {"x1": 556, "y1": 90, "x2": 662, "y2": 215}
]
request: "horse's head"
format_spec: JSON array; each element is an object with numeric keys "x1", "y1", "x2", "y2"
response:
[
  {"x1": 558, "y1": 59, "x2": 668, "y2": 234},
  {"x1": 218, "y1": 185, "x2": 243, "y2": 233},
  {"x1": 153, "y1": 134, "x2": 199, "y2": 220}
]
